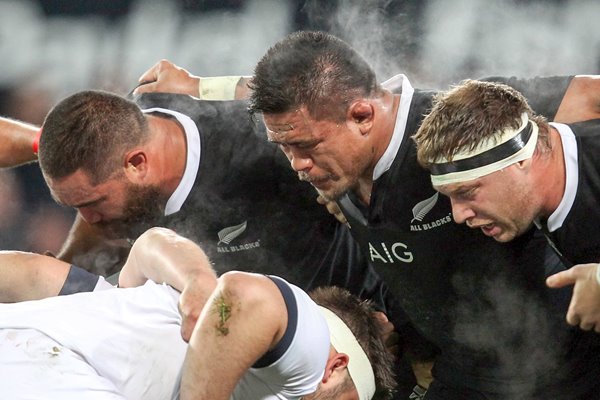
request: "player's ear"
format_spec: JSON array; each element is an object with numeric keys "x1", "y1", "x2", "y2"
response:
[
  {"x1": 322, "y1": 352, "x2": 350, "y2": 383},
  {"x1": 348, "y1": 100, "x2": 374, "y2": 135},
  {"x1": 124, "y1": 149, "x2": 148, "y2": 183},
  {"x1": 515, "y1": 157, "x2": 532, "y2": 172}
]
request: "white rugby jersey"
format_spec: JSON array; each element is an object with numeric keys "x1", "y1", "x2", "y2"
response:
[
  {"x1": 0, "y1": 278, "x2": 329, "y2": 399},
  {"x1": 0, "y1": 281, "x2": 185, "y2": 400}
]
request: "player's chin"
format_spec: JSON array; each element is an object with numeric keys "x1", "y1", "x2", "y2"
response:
[
  {"x1": 492, "y1": 229, "x2": 518, "y2": 243},
  {"x1": 96, "y1": 221, "x2": 132, "y2": 239},
  {"x1": 314, "y1": 182, "x2": 345, "y2": 202},
  {"x1": 478, "y1": 224, "x2": 515, "y2": 242}
]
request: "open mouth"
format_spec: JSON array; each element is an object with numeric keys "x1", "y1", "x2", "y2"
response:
[{"x1": 479, "y1": 223, "x2": 500, "y2": 237}]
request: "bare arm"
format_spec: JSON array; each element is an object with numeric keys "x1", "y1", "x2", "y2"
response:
[
  {"x1": 180, "y1": 271, "x2": 287, "y2": 400},
  {"x1": 554, "y1": 75, "x2": 600, "y2": 123},
  {"x1": 0, "y1": 251, "x2": 71, "y2": 302},
  {"x1": 57, "y1": 213, "x2": 131, "y2": 276},
  {"x1": 119, "y1": 227, "x2": 218, "y2": 341},
  {"x1": 119, "y1": 227, "x2": 216, "y2": 291},
  {"x1": 133, "y1": 59, "x2": 252, "y2": 100},
  {"x1": 0, "y1": 117, "x2": 39, "y2": 168}
]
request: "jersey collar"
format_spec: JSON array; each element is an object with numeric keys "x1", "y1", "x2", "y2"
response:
[
  {"x1": 373, "y1": 74, "x2": 414, "y2": 180},
  {"x1": 546, "y1": 122, "x2": 578, "y2": 232},
  {"x1": 142, "y1": 107, "x2": 201, "y2": 216}
]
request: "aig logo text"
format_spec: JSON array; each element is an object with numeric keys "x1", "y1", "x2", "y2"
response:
[{"x1": 368, "y1": 242, "x2": 413, "y2": 263}]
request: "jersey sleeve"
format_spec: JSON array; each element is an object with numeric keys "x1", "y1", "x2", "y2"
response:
[
  {"x1": 58, "y1": 265, "x2": 104, "y2": 295},
  {"x1": 247, "y1": 276, "x2": 329, "y2": 398},
  {"x1": 480, "y1": 75, "x2": 574, "y2": 119}
]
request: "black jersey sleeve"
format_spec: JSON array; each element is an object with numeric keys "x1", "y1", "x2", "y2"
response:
[
  {"x1": 480, "y1": 75, "x2": 574, "y2": 120},
  {"x1": 58, "y1": 265, "x2": 100, "y2": 295}
]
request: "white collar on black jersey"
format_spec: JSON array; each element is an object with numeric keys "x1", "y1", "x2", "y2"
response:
[
  {"x1": 373, "y1": 74, "x2": 414, "y2": 180},
  {"x1": 142, "y1": 107, "x2": 201, "y2": 216},
  {"x1": 546, "y1": 122, "x2": 578, "y2": 232}
]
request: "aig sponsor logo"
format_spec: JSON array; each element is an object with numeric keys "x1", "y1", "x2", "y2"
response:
[{"x1": 368, "y1": 242, "x2": 413, "y2": 263}]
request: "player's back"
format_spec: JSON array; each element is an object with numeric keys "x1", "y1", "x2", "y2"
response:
[{"x1": 0, "y1": 281, "x2": 185, "y2": 400}]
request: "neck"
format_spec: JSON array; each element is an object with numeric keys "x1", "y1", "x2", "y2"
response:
[
  {"x1": 146, "y1": 115, "x2": 187, "y2": 196},
  {"x1": 356, "y1": 91, "x2": 400, "y2": 205},
  {"x1": 539, "y1": 127, "x2": 567, "y2": 217},
  {"x1": 356, "y1": 181, "x2": 373, "y2": 205}
]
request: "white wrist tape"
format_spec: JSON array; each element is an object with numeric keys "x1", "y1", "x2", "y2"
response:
[
  {"x1": 198, "y1": 76, "x2": 241, "y2": 100},
  {"x1": 595, "y1": 264, "x2": 600, "y2": 285}
]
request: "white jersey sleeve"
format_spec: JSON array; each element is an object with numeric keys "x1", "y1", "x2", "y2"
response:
[{"x1": 232, "y1": 276, "x2": 330, "y2": 399}]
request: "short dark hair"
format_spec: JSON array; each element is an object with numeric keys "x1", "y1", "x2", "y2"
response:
[
  {"x1": 414, "y1": 79, "x2": 550, "y2": 169},
  {"x1": 39, "y1": 90, "x2": 149, "y2": 184},
  {"x1": 249, "y1": 31, "x2": 381, "y2": 122},
  {"x1": 310, "y1": 286, "x2": 396, "y2": 399}
]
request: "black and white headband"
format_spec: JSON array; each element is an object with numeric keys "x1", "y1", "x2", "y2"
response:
[{"x1": 429, "y1": 113, "x2": 538, "y2": 186}]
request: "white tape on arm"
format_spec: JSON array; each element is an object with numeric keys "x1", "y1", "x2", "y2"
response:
[{"x1": 198, "y1": 76, "x2": 241, "y2": 100}]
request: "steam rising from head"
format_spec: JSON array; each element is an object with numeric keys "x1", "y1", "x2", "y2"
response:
[{"x1": 299, "y1": 0, "x2": 600, "y2": 88}]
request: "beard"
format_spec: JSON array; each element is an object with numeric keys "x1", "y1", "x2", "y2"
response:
[
  {"x1": 298, "y1": 171, "x2": 347, "y2": 202},
  {"x1": 96, "y1": 183, "x2": 167, "y2": 240}
]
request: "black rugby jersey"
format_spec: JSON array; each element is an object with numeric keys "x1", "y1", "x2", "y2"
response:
[
  {"x1": 548, "y1": 119, "x2": 600, "y2": 264},
  {"x1": 339, "y1": 76, "x2": 600, "y2": 398},
  {"x1": 131, "y1": 93, "x2": 395, "y2": 312}
]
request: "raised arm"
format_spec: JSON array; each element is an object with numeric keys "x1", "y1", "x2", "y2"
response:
[
  {"x1": 133, "y1": 59, "x2": 252, "y2": 100},
  {"x1": 180, "y1": 271, "x2": 287, "y2": 400},
  {"x1": 0, "y1": 117, "x2": 39, "y2": 168},
  {"x1": 119, "y1": 227, "x2": 216, "y2": 291},
  {"x1": 119, "y1": 227, "x2": 219, "y2": 341}
]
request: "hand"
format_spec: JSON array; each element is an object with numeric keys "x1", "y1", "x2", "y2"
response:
[
  {"x1": 133, "y1": 59, "x2": 200, "y2": 97},
  {"x1": 178, "y1": 275, "x2": 209, "y2": 342},
  {"x1": 316, "y1": 195, "x2": 348, "y2": 225},
  {"x1": 546, "y1": 263, "x2": 600, "y2": 331},
  {"x1": 411, "y1": 361, "x2": 434, "y2": 391},
  {"x1": 372, "y1": 311, "x2": 401, "y2": 357}
]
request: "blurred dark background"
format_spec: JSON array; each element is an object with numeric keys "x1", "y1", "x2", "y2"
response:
[{"x1": 1, "y1": 0, "x2": 599, "y2": 253}]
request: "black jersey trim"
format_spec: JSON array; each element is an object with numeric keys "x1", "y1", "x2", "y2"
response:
[
  {"x1": 58, "y1": 265, "x2": 100, "y2": 295},
  {"x1": 252, "y1": 275, "x2": 298, "y2": 368},
  {"x1": 430, "y1": 121, "x2": 533, "y2": 176}
]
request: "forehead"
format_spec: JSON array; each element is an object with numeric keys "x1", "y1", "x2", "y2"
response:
[
  {"x1": 435, "y1": 180, "x2": 478, "y2": 194},
  {"x1": 436, "y1": 171, "x2": 508, "y2": 194},
  {"x1": 47, "y1": 170, "x2": 112, "y2": 205},
  {"x1": 263, "y1": 108, "x2": 327, "y2": 143}
]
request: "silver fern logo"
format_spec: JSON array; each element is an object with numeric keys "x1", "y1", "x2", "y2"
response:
[
  {"x1": 218, "y1": 221, "x2": 248, "y2": 244},
  {"x1": 411, "y1": 192, "x2": 439, "y2": 223},
  {"x1": 409, "y1": 192, "x2": 452, "y2": 232}
]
